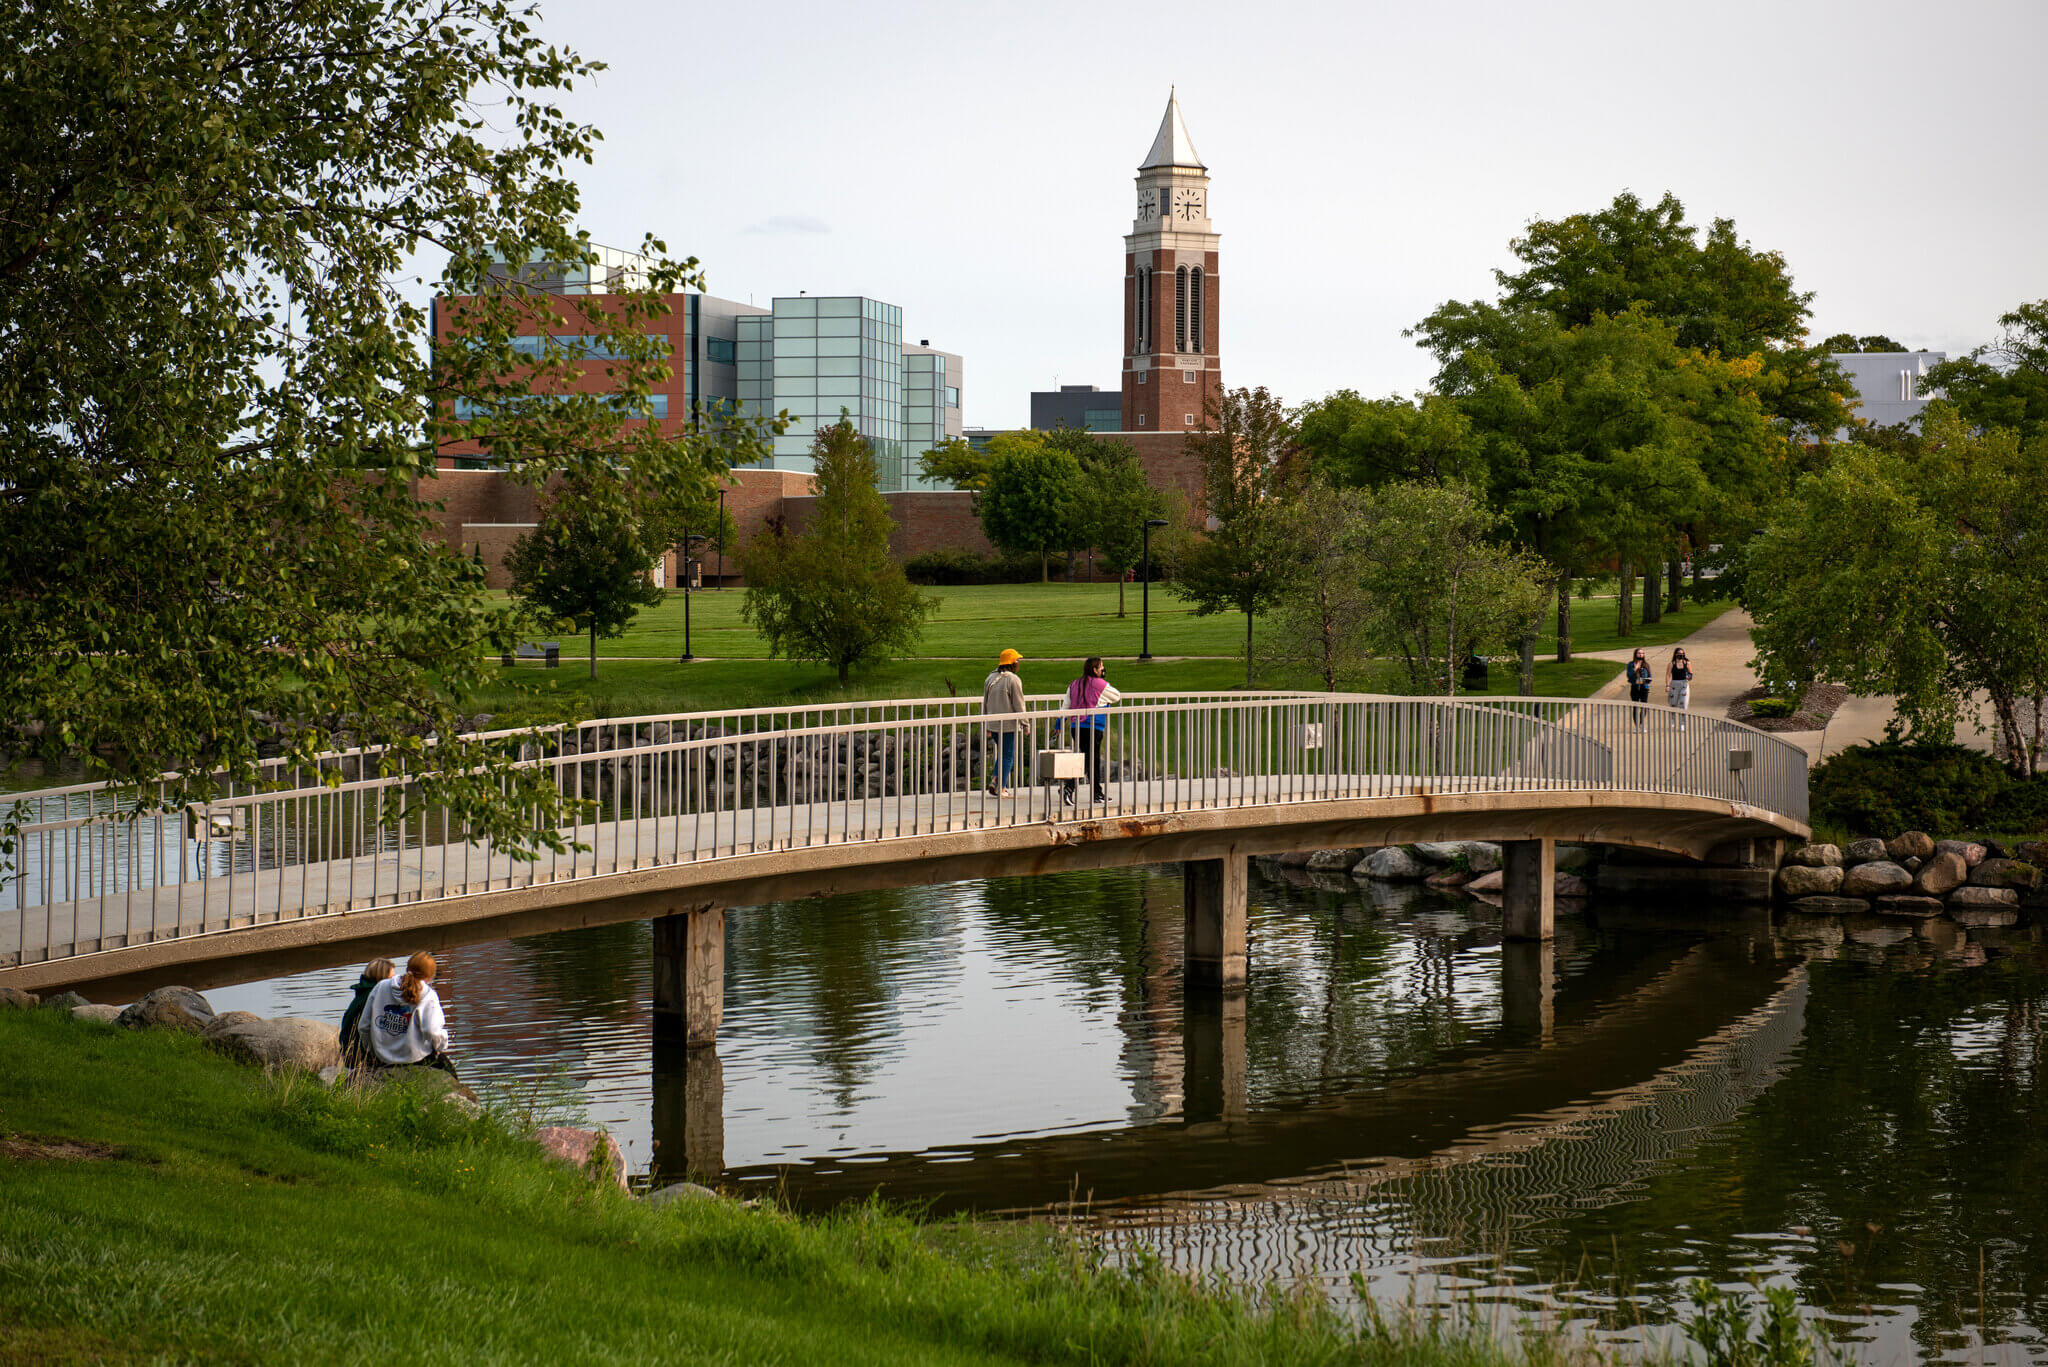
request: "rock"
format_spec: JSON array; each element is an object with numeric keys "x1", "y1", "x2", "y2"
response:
[
  {"x1": 1840, "y1": 861, "x2": 1913, "y2": 897},
  {"x1": 1792, "y1": 896, "x2": 1869, "y2": 916},
  {"x1": 1304, "y1": 847, "x2": 1367, "y2": 872},
  {"x1": 210, "y1": 1017, "x2": 343, "y2": 1073},
  {"x1": 1462, "y1": 843, "x2": 1504, "y2": 874},
  {"x1": 1408, "y1": 842, "x2": 1460, "y2": 864},
  {"x1": 533, "y1": 1126, "x2": 629, "y2": 1191},
  {"x1": 363, "y1": 1067, "x2": 483, "y2": 1117},
  {"x1": 1358, "y1": 846, "x2": 1431, "y2": 882},
  {"x1": 1935, "y1": 840, "x2": 1987, "y2": 868},
  {"x1": 1408, "y1": 840, "x2": 1502, "y2": 873},
  {"x1": 38, "y1": 990, "x2": 89, "y2": 1012},
  {"x1": 0, "y1": 987, "x2": 38, "y2": 1010},
  {"x1": 1786, "y1": 843, "x2": 1843, "y2": 868},
  {"x1": 317, "y1": 1065, "x2": 348, "y2": 1088},
  {"x1": 1947, "y1": 885, "x2": 2021, "y2": 909},
  {"x1": 1466, "y1": 870, "x2": 1505, "y2": 893},
  {"x1": 1951, "y1": 904, "x2": 2020, "y2": 928},
  {"x1": 1969, "y1": 858, "x2": 2040, "y2": 891},
  {"x1": 200, "y1": 1010, "x2": 264, "y2": 1040},
  {"x1": 1913, "y1": 851, "x2": 1969, "y2": 897},
  {"x1": 1903, "y1": 856, "x2": 1923, "y2": 873},
  {"x1": 644, "y1": 1182, "x2": 722, "y2": 1209},
  {"x1": 71, "y1": 1003, "x2": 122, "y2": 1025},
  {"x1": 1843, "y1": 838, "x2": 1889, "y2": 865},
  {"x1": 1424, "y1": 869, "x2": 1473, "y2": 889},
  {"x1": 1887, "y1": 831, "x2": 1936, "y2": 861},
  {"x1": 2013, "y1": 840, "x2": 2048, "y2": 867},
  {"x1": 1555, "y1": 872, "x2": 1589, "y2": 898},
  {"x1": 1273, "y1": 850, "x2": 1315, "y2": 868},
  {"x1": 1777, "y1": 864, "x2": 1845, "y2": 897},
  {"x1": 1872, "y1": 894, "x2": 1946, "y2": 918},
  {"x1": 116, "y1": 986, "x2": 215, "y2": 1034}
]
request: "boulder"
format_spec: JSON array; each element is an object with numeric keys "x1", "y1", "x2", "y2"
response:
[
  {"x1": 1273, "y1": 850, "x2": 1315, "y2": 868},
  {"x1": 1462, "y1": 843, "x2": 1505, "y2": 874},
  {"x1": 71, "y1": 1003, "x2": 122, "y2": 1025},
  {"x1": 0, "y1": 987, "x2": 38, "y2": 1010},
  {"x1": 1466, "y1": 870, "x2": 1505, "y2": 893},
  {"x1": 201, "y1": 1010, "x2": 264, "y2": 1040},
  {"x1": 1555, "y1": 872, "x2": 1590, "y2": 899},
  {"x1": 1935, "y1": 840, "x2": 1987, "y2": 868},
  {"x1": 362, "y1": 1066, "x2": 483, "y2": 1117},
  {"x1": 1304, "y1": 847, "x2": 1367, "y2": 872},
  {"x1": 38, "y1": 990, "x2": 89, "y2": 1012},
  {"x1": 644, "y1": 1182, "x2": 723, "y2": 1209},
  {"x1": 1912, "y1": 851, "x2": 1969, "y2": 897},
  {"x1": 1887, "y1": 831, "x2": 1937, "y2": 862},
  {"x1": 1777, "y1": 864, "x2": 1845, "y2": 898},
  {"x1": 1792, "y1": 896, "x2": 1870, "y2": 916},
  {"x1": 2013, "y1": 840, "x2": 2048, "y2": 867},
  {"x1": 1408, "y1": 842, "x2": 1461, "y2": 865},
  {"x1": 1424, "y1": 869, "x2": 1473, "y2": 890},
  {"x1": 1872, "y1": 894, "x2": 1946, "y2": 918},
  {"x1": 1410, "y1": 841, "x2": 1503, "y2": 873},
  {"x1": 1969, "y1": 858, "x2": 2040, "y2": 891},
  {"x1": 1841, "y1": 861, "x2": 1912, "y2": 897},
  {"x1": 1358, "y1": 846, "x2": 1431, "y2": 882},
  {"x1": 533, "y1": 1126, "x2": 629, "y2": 1191},
  {"x1": 1786, "y1": 843, "x2": 1843, "y2": 868},
  {"x1": 1947, "y1": 885, "x2": 2021, "y2": 909},
  {"x1": 116, "y1": 986, "x2": 215, "y2": 1034},
  {"x1": 1843, "y1": 838, "x2": 1889, "y2": 865},
  {"x1": 1903, "y1": 856, "x2": 1923, "y2": 873},
  {"x1": 210, "y1": 1017, "x2": 343, "y2": 1073}
]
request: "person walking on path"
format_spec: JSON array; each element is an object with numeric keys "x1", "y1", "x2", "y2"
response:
[
  {"x1": 1626, "y1": 649, "x2": 1653, "y2": 727},
  {"x1": 338, "y1": 957, "x2": 396, "y2": 1068},
  {"x1": 358, "y1": 951, "x2": 457, "y2": 1075},
  {"x1": 1058, "y1": 657, "x2": 1121, "y2": 807},
  {"x1": 982, "y1": 649, "x2": 1028, "y2": 797},
  {"x1": 1667, "y1": 648, "x2": 1694, "y2": 728}
]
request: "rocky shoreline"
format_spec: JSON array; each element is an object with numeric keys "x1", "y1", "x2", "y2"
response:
[{"x1": 1773, "y1": 833, "x2": 2044, "y2": 925}]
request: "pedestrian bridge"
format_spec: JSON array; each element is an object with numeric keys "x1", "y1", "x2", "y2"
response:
[{"x1": 2, "y1": 692, "x2": 1808, "y2": 1013}]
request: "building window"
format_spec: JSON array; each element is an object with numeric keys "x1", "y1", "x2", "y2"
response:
[
  {"x1": 1136, "y1": 369, "x2": 1147, "y2": 384},
  {"x1": 1139, "y1": 413, "x2": 1148, "y2": 426},
  {"x1": 706, "y1": 337, "x2": 736, "y2": 364},
  {"x1": 1183, "y1": 369, "x2": 1196, "y2": 383},
  {"x1": 1134, "y1": 266, "x2": 1150, "y2": 353},
  {"x1": 1184, "y1": 413, "x2": 1195, "y2": 425},
  {"x1": 1175, "y1": 266, "x2": 1188, "y2": 353},
  {"x1": 1190, "y1": 268, "x2": 1203, "y2": 355},
  {"x1": 945, "y1": 386, "x2": 959, "y2": 407}
]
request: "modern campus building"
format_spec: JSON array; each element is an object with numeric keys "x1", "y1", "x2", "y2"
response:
[
  {"x1": 1029, "y1": 385, "x2": 1122, "y2": 432},
  {"x1": 1828, "y1": 350, "x2": 1947, "y2": 433}
]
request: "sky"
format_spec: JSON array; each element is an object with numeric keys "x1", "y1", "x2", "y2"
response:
[{"x1": 525, "y1": 0, "x2": 2048, "y2": 430}]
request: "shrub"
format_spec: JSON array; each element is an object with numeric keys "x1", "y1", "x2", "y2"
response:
[
  {"x1": 903, "y1": 548, "x2": 991, "y2": 585},
  {"x1": 1747, "y1": 697, "x2": 1797, "y2": 719},
  {"x1": 1810, "y1": 742, "x2": 2048, "y2": 837}
]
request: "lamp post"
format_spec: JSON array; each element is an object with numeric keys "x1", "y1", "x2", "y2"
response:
[
  {"x1": 679, "y1": 532, "x2": 707, "y2": 662},
  {"x1": 715, "y1": 488, "x2": 727, "y2": 590},
  {"x1": 1139, "y1": 517, "x2": 1169, "y2": 662}
]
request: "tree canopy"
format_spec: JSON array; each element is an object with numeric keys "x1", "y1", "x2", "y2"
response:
[
  {"x1": 1065, "y1": 437, "x2": 1170, "y2": 617},
  {"x1": 740, "y1": 418, "x2": 935, "y2": 683},
  {"x1": 0, "y1": 0, "x2": 738, "y2": 850},
  {"x1": 1821, "y1": 333, "x2": 1908, "y2": 354},
  {"x1": 1170, "y1": 387, "x2": 1297, "y2": 686},
  {"x1": 975, "y1": 433, "x2": 1082, "y2": 581},
  {"x1": 1923, "y1": 301, "x2": 2048, "y2": 445},
  {"x1": 504, "y1": 482, "x2": 664, "y2": 679},
  {"x1": 916, "y1": 436, "x2": 993, "y2": 492}
]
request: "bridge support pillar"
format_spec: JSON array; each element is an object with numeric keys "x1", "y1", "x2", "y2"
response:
[
  {"x1": 653, "y1": 904, "x2": 725, "y2": 1047},
  {"x1": 1501, "y1": 839, "x2": 1555, "y2": 942},
  {"x1": 1183, "y1": 853, "x2": 1247, "y2": 990}
]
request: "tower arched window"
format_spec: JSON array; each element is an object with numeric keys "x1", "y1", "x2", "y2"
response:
[
  {"x1": 1175, "y1": 266, "x2": 1189, "y2": 354},
  {"x1": 1190, "y1": 268, "x2": 1204, "y2": 355},
  {"x1": 1134, "y1": 267, "x2": 1150, "y2": 353}
]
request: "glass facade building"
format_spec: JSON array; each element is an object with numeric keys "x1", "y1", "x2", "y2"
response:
[{"x1": 736, "y1": 296, "x2": 961, "y2": 490}]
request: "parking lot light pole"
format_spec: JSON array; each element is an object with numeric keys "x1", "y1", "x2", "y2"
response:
[
  {"x1": 679, "y1": 533, "x2": 707, "y2": 662},
  {"x1": 1139, "y1": 518, "x2": 1169, "y2": 662}
]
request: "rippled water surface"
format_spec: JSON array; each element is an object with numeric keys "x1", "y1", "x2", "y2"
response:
[{"x1": 214, "y1": 863, "x2": 2048, "y2": 1362}]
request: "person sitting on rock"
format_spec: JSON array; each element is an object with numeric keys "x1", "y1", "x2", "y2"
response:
[
  {"x1": 338, "y1": 957, "x2": 396, "y2": 1068},
  {"x1": 359, "y1": 951, "x2": 456, "y2": 1075}
]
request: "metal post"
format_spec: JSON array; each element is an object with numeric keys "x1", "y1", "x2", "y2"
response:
[
  {"x1": 679, "y1": 530, "x2": 704, "y2": 663},
  {"x1": 716, "y1": 488, "x2": 726, "y2": 590},
  {"x1": 1139, "y1": 517, "x2": 1167, "y2": 661}
]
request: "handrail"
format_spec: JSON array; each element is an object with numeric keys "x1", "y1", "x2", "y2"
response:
[{"x1": 3, "y1": 693, "x2": 1808, "y2": 972}]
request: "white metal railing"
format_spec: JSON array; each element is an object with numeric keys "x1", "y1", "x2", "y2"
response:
[{"x1": 2, "y1": 693, "x2": 1807, "y2": 970}]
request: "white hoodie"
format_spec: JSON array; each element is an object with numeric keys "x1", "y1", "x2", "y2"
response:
[{"x1": 359, "y1": 976, "x2": 449, "y2": 1064}]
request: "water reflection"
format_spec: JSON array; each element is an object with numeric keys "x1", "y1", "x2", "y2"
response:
[{"x1": 214, "y1": 860, "x2": 2048, "y2": 1362}]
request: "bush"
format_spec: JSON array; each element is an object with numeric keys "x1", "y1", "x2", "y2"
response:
[
  {"x1": 903, "y1": 549, "x2": 1070, "y2": 585},
  {"x1": 1810, "y1": 742, "x2": 2048, "y2": 837},
  {"x1": 1747, "y1": 696, "x2": 1797, "y2": 719}
]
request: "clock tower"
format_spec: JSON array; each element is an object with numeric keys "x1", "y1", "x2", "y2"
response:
[{"x1": 1122, "y1": 90, "x2": 1220, "y2": 433}]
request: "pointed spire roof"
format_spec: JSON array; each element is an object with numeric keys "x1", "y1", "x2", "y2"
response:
[{"x1": 1140, "y1": 88, "x2": 1205, "y2": 171}]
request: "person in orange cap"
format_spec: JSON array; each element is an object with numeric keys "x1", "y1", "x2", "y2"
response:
[{"x1": 982, "y1": 649, "x2": 1027, "y2": 796}]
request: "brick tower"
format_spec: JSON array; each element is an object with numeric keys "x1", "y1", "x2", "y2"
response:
[{"x1": 1122, "y1": 90, "x2": 1220, "y2": 433}]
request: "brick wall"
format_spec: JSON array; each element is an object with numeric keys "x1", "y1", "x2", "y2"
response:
[{"x1": 779, "y1": 490, "x2": 993, "y2": 561}]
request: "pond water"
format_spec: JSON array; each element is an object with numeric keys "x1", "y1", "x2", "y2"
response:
[{"x1": 212, "y1": 863, "x2": 2048, "y2": 1363}]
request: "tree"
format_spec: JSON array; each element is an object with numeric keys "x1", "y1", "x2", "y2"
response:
[
  {"x1": 0, "y1": 0, "x2": 725, "y2": 853},
  {"x1": 1923, "y1": 301, "x2": 2048, "y2": 445},
  {"x1": 1821, "y1": 333, "x2": 1908, "y2": 353},
  {"x1": 976, "y1": 433, "x2": 1082, "y2": 581},
  {"x1": 1268, "y1": 481, "x2": 1376, "y2": 690},
  {"x1": 1065, "y1": 438, "x2": 1168, "y2": 616},
  {"x1": 1744, "y1": 405, "x2": 2048, "y2": 772},
  {"x1": 1170, "y1": 387, "x2": 1297, "y2": 686},
  {"x1": 741, "y1": 417, "x2": 936, "y2": 684},
  {"x1": 1294, "y1": 390, "x2": 1485, "y2": 487},
  {"x1": 916, "y1": 436, "x2": 993, "y2": 491},
  {"x1": 504, "y1": 483, "x2": 664, "y2": 679}
]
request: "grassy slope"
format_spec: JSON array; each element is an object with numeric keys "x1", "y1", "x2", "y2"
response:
[{"x1": 0, "y1": 1010, "x2": 1539, "y2": 1366}]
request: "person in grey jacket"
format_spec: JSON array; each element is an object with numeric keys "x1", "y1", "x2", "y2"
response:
[{"x1": 982, "y1": 649, "x2": 1027, "y2": 796}]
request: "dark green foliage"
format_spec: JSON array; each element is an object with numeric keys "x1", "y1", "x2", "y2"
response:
[
  {"x1": 1810, "y1": 742, "x2": 2048, "y2": 837},
  {"x1": 1821, "y1": 333, "x2": 1908, "y2": 354},
  {"x1": 977, "y1": 441, "x2": 1083, "y2": 581},
  {"x1": 505, "y1": 484, "x2": 666, "y2": 678},
  {"x1": 1683, "y1": 1280, "x2": 1828, "y2": 1367},
  {"x1": 1922, "y1": 300, "x2": 2048, "y2": 444},
  {"x1": 902, "y1": 550, "x2": 1047, "y2": 586},
  {"x1": 1171, "y1": 387, "x2": 1298, "y2": 686},
  {"x1": 1747, "y1": 697, "x2": 1797, "y2": 719}
]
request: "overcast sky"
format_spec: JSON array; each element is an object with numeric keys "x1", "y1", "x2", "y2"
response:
[{"x1": 530, "y1": 0, "x2": 2048, "y2": 429}]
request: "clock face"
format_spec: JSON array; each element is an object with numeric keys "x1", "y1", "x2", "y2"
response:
[
  {"x1": 1137, "y1": 188, "x2": 1158, "y2": 221},
  {"x1": 1173, "y1": 188, "x2": 1203, "y2": 221}
]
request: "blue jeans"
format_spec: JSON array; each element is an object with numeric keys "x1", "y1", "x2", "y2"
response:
[{"x1": 992, "y1": 732, "x2": 1017, "y2": 788}]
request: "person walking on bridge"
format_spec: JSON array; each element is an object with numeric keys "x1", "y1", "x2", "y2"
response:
[
  {"x1": 1667, "y1": 648, "x2": 1694, "y2": 729},
  {"x1": 982, "y1": 649, "x2": 1027, "y2": 797},
  {"x1": 1058, "y1": 657, "x2": 1121, "y2": 807},
  {"x1": 1626, "y1": 648, "x2": 1652, "y2": 728}
]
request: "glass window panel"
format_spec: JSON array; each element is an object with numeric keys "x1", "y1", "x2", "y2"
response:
[
  {"x1": 777, "y1": 297, "x2": 817, "y2": 317},
  {"x1": 706, "y1": 337, "x2": 736, "y2": 364},
  {"x1": 819, "y1": 357, "x2": 859, "y2": 376},
  {"x1": 776, "y1": 317, "x2": 816, "y2": 337},
  {"x1": 819, "y1": 297, "x2": 859, "y2": 317},
  {"x1": 819, "y1": 316, "x2": 860, "y2": 337},
  {"x1": 819, "y1": 336, "x2": 860, "y2": 357},
  {"x1": 772, "y1": 356, "x2": 813, "y2": 377},
  {"x1": 946, "y1": 386, "x2": 960, "y2": 407},
  {"x1": 818, "y1": 376, "x2": 859, "y2": 397}
]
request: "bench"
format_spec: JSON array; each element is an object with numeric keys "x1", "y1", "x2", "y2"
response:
[{"x1": 500, "y1": 641, "x2": 561, "y2": 668}]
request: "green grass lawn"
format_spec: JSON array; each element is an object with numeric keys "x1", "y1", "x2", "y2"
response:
[
  {"x1": 0, "y1": 1008, "x2": 1549, "y2": 1366},
  {"x1": 498, "y1": 583, "x2": 1734, "y2": 666}
]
